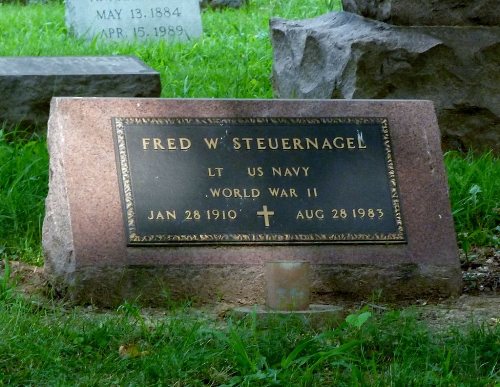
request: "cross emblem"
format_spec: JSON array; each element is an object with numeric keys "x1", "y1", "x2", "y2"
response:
[{"x1": 257, "y1": 205, "x2": 275, "y2": 227}]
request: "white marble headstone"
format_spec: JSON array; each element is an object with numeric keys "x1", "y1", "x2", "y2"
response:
[{"x1": 65, "y1": 0, "x2": 202, "y2": 42}]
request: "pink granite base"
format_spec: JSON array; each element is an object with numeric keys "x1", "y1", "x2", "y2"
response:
[{"x1": 43, "y1": 98, "x2": 461, "y2": 306}]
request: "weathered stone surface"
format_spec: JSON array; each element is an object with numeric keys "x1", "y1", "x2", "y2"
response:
[
  {"x1": 342, "y1": 0, "x2": 500, "y2": 26},
  {"x1": 0, "y1": 56, "x2": 161, "y2": 128},
  {"x1": 43, "y1": 98, "x2": 460, "y2": 306},
  {"x1": 271, "y1": 12, "x2": 500, "y2": 152},
  {"x1": 65, "y1": 0, "x2": 202, "y2": 42}
]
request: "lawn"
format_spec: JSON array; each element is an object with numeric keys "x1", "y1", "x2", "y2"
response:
[
  {"x1": 0, "y1": 0, "x2": 499, "y2": 385},
  {"x1": 0, "y1": 295, "x2": 498, "y2": 385}
]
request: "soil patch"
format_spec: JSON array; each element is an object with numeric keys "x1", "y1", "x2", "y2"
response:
[{"x1": 1, "y1": 247, "x2": 498, "y2": 330}]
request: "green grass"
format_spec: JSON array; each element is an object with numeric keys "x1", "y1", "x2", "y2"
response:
[
  {"x1": 0, "y1": 0, "x2": 341, "y2": 99},
  {"x1": 445, "y1": 151, "x2": 500, "y2": 251},
  {"x1": 0, "y1": 297, "x2": 498, "y2": 385},
  {"x1": 0, "y1": 0, "x2": 498, "y2": 262},
  {"x1": 0, "y1": 0, "x2": 342, "y2": 262},
  {"x1": 0, "y1": 129, "x2": 47, "y2": 265},
  {"x1": 0, "y1": 2, "x2": 499, "y2": 386}
]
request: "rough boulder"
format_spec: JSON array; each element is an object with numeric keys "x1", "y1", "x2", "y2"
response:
[
  {"x1": 271, "y1": 12, "x2": 500, "y2": 152},
  {"x1": 342, "y1": 0, "x2": 500, "y2": 26}
]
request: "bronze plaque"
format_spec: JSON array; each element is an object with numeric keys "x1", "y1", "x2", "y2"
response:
[{"x1": 113, "y1": 117, "x2": 405, "y2": 245}]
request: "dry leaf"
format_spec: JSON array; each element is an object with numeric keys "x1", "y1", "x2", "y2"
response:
[{"x1": 118, "y1": 344, "x2": 149, "y2": 359}]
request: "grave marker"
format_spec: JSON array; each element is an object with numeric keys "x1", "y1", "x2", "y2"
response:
[
  {"x1": 0, "y1": 56, "x2": 160, "y2": 128},
  {"x1": 43, "y1": 98, "x2": 461, "y2": 306},
  {"x1": 65, "y1": 0, "x2": 203, "y2": 42}
]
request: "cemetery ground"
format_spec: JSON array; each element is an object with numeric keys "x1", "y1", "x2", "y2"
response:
[{"x1": 0, "y1": 0, "x2": 499, "y2": 385}]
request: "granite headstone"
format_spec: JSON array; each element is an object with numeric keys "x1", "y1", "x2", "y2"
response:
[
  {"x1": 65, "y1": 0, "x2": 203, "y2": 42},
  {"x1": 43, "y1": 98, "x2": 461, "y2": 306}
]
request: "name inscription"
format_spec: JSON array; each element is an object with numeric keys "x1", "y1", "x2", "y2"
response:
[{"x1": 113, "y1": 117, "x2": 406, "y2": 245}]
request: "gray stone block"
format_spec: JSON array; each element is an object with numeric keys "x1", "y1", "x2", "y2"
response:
[
  {"x1": 342, "y1": 0, "x2": 500, "y2": 26},
  {"x1": 271, "y1": 12, "x2": 500, "y2": 152},
  {"x1": 0, "y1": 56, "x2": 161, "y2": 128}
]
